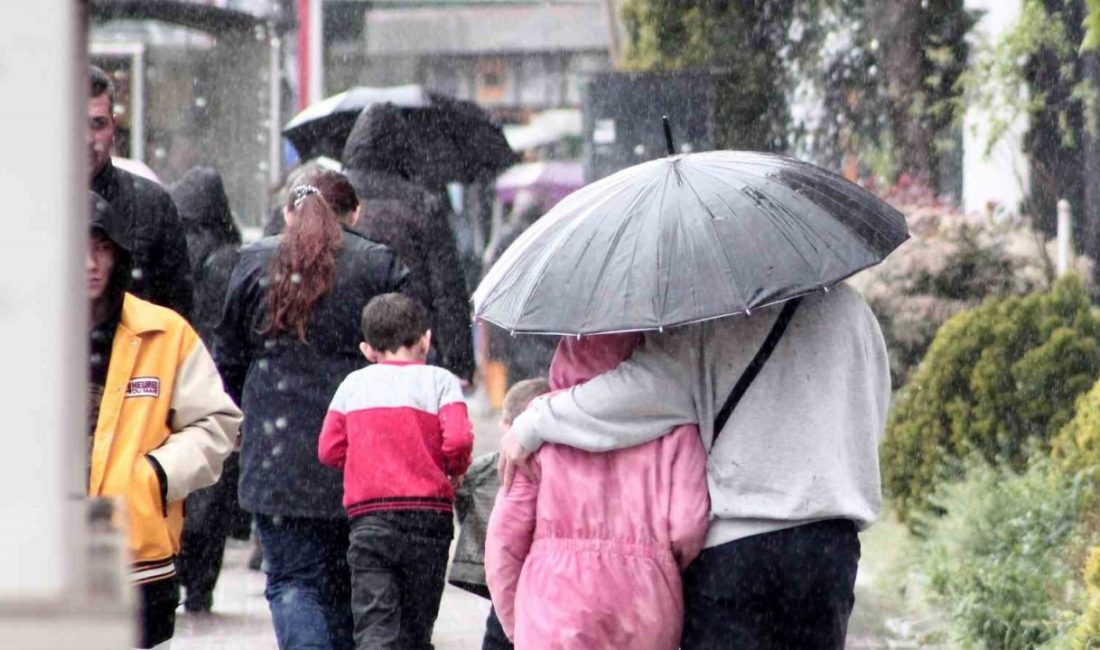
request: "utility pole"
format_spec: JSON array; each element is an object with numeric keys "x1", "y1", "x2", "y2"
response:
[
  {"x1": 601, "y1": 0, "x2": 622, "y2": 68},
  {"x1": 296, "y1": 0, "x2": 324, "y2": 109}
]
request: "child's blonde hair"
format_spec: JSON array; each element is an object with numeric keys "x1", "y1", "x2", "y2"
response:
[{"x1": 501, "y1": 377, "x2": 551, "y2": 425}]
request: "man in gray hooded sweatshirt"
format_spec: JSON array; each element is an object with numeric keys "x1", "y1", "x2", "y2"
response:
[{"x1": 499, "y1": 284, "x2": 890, "y2": 649}]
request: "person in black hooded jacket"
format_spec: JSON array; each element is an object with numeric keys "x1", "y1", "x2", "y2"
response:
[
  {"x1": 170, "y1": 167, "x2": 242, "y2": 341},
  {"x1": 169, "y1": 167, "x2": 249, "y2": 613},
  {"x1": 341, "y1": 105, "x2": 475, "y2": 383}
]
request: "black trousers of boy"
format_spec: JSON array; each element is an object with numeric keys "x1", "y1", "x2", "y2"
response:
[
  {"x1": 348, "y1": 510, "x2": 453, "y2": 650},
  {"x1": 681, "y1": 519, "x2": 860, "y2": 650},
  {"x1": 481, "y1": 606, "x2": 514, "y2": 650},
  {"x1": 138, "y1": 576, "x2": 180, "y2": 649}
]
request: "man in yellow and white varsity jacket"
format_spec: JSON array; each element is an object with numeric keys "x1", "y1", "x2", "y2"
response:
[{"x1": 88, "y1": 192, "x2": 242, "y2": 649}]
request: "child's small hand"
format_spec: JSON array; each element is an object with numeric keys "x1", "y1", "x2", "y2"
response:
[{"x1": 450, "y1": 474, "x2": 465, "y2": 490}]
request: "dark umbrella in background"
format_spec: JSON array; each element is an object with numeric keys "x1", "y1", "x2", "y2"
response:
[
  {"x1": 282, "y1": 84, "x2": 518, "y2": 184},
  {"x1": 281, "y1": 85, "x2": 430, "y2": 161},
  {"x1": 473, "y1": 149, "x2": 910, "y2": 335}
]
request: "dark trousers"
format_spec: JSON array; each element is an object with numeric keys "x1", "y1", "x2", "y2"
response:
[
  {"x1": 347, "y1": 511, "x2": 453, "y2": 650},
  {"x1": 481, "y1": 606, "x2": 513, "y2": 650},
  {"x1": 137, "y1": 576, "x2": 179, "y2": 649},
  {"x1": 682, "y1": 519, "x2": 860, "y2": 650},
  {"x1": 255, "y1": 514, "x2": 354, "y2": 650},
  {"x1": 177, "y1": 453, "x2": 244, "y2": 612}
]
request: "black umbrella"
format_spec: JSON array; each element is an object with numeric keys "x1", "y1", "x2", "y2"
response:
[
  {"x1": 473, "y1": 150, "x2": 909, "y2": 335},
  {"x1": 282, "y1": 85, "x2": 430, "y2": 161},
  {"x1": 283, "y1": 85, "x2": 518, "y2": 184}
]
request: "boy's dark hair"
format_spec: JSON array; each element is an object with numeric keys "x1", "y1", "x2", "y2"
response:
[
  {"x1": 90, "y1": 65, "x2": 116, "y2": 106},
  {"x1": 502, "y1": 377, "x2": 551, "y2": 424},
  {"x1": 361, "y1": 293, "x2": 428, "y2": 353}
]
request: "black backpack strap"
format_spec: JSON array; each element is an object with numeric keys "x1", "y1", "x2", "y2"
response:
[{"x1": 712, "y1": 297, "x2": 803, "y2": 446}]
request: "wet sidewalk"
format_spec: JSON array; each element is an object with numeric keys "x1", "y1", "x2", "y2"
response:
[{"x1": 173, "y1": 541, "x2": 493, "y2": 649}]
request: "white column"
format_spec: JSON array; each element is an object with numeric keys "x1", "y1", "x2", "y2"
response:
[
  {"x1": 0, "y1": 3, "x2": 130, "y2": 646},
  {"x1": 0, "y1": 0, "x2": 82, "y2": 600},
  {"x1": 1057, "y1": 199, "x2": 1074, "y2": 275}
]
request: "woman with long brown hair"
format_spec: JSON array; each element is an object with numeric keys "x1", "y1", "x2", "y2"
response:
[{"x1": 214, "y1": 170, "x2": 408, "y2": 650}]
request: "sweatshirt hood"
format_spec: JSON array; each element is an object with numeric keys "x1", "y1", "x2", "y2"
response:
[
  {"x1": 89, "y1": 191, "x2": 133, "y2": 325},
  {"x1": 549, "y1": 333, "x2": 642, "y2": 390}
]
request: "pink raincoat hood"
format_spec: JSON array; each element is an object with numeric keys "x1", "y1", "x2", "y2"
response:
[{"x1": 548, "y1": 333, "x2": 642, "y2": 390}]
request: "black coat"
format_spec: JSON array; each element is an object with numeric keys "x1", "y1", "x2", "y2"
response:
[
  {"x1": 213, "y1": 227, "x2": 409, "y2": 519},
  {"x1": 345, "y1": 168, "x2": 475, "y2": 382},
  {"x1": 170, "y1": 168, "x2": 242, "y2": 342},
  {"x1": 483, "y1": 215, "x2": 557, "y2": 387},
  {"x1": 91, "y1": 160, "x2": 194, "y2": 318}
]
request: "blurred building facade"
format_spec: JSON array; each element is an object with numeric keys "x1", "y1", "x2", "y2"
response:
[
  {"x1": 88, "y1": 0, "x2": 288, "y2": 227},
  {"x1": 325, "y1": 0, "x2": 613, "y2": 121}
]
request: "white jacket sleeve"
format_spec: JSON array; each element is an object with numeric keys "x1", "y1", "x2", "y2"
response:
[
  {"x1": 149, "y1": 339, "x2": 243, "y2": 503},
  {"x1": 511, "y1": 326, "x2": 703, "y2": 453}
]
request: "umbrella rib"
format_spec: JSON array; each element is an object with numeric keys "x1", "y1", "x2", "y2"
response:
[
  {"x1": 507, "y1": 175, "x2": 636, "y2": 329},
  {"x1": 576, "y1": 180, "x2": 653, "y2": 332},
  {"x1": 675, "y1": 169, "x2": 750, "y2": 309},
  {"x1": 700, "y1": 162, "x2": 836, "y2": 281}
]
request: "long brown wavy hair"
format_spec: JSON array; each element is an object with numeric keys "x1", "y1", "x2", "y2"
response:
[{"x1": 261, "y1": 170, "x2": 359, "y2": 341}]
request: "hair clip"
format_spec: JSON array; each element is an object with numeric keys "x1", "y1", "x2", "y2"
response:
[{"x1": 291, "y1": 184, "x2": 322, "y2": 208}]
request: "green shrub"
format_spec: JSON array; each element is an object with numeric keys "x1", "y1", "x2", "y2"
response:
[
  {"x1": 1054, "y1": 377, "x2": 1100, "y2": 475},
  {"x1": 1072, "y1": 546, "x2": 1100, "y2": 649},
  {"x1": 882, "y1": 275, "x2": 1100, "y2": 524},
  {"x1": 917, "y1": 457, "x2": 1094, "y2": 649}
]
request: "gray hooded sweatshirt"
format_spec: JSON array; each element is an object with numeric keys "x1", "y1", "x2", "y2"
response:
[{"x1": 510, "y1": 283, "x2": 891, "y2": 548}]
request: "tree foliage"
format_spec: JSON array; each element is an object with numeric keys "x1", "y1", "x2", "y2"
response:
[
  {"x1": 620, "y1": 0, "x2": 813, "y2": 151},
  {"x1": 881, "y1": 275, "x2": 1100, "y2": 524},
  {"x1": 619, "y1": 0, "x2": 976, "y2": 192},
  {"x1": 1083, "y1": 0, "x2": 1100, "y2": 52}
]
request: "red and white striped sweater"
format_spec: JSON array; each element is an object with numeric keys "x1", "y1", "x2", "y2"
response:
[{"x1": 318, "y1": 360, "x2": 474, "y2": 518}]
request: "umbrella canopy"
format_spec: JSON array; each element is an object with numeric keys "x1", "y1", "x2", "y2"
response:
[
  {"x1": 495, "y1": 161, "x2": 585, "y2": 205},
  {"x1": 282, "y1": 85, "x2": 430, "y2": 160},
  {"x1": 473, "y1": 150, "x2": 909, "y2": 335},
  {"x1": 284, "y1": 84, "x2": 518, "y2": 184}
]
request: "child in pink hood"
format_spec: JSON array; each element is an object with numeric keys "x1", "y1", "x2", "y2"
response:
[{"x1": 485, "y1": 333, "x2": 710, "y2": 649}]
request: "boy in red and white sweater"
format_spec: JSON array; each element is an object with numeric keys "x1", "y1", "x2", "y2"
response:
[{"x1": 319, "y1": 293, "x2": 474, "y2": 650}]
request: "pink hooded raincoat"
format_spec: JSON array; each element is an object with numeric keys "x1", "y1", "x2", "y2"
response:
[{"x1": 485, "y1": 333, "x2": 710, "y2": 649}]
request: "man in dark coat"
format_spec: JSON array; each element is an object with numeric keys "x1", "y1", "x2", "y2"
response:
[
  {"x1": 341, "y1": 107, "x2": 475, "y2": 383},
  {"x1": 169, "y1": 166, "x2": 249, "y2": 613},
  {"x1": 89, "y1": 66, "x2": 193, "y2": 318}
]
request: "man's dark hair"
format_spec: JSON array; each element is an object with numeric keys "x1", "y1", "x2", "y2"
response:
[
  {"x1": 90, "y1": 65, "x2": 116, "y2": 107},
  {"x1": 361, "y1": 293, "x2": 428, "y2": 353}
]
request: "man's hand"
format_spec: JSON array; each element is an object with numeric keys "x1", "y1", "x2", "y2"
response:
[{"x1": 497, "y1": 428, "x2": 537, "y2": 491}]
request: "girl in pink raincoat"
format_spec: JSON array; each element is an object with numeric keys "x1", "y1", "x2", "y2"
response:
[{"x1": 485, "y1": 333, "x2": 710, "y2": 649}]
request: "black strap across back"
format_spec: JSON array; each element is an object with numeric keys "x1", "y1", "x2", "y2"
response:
[{"x1": 711, "y1": 297, "x2": 803, "y2": 445}]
